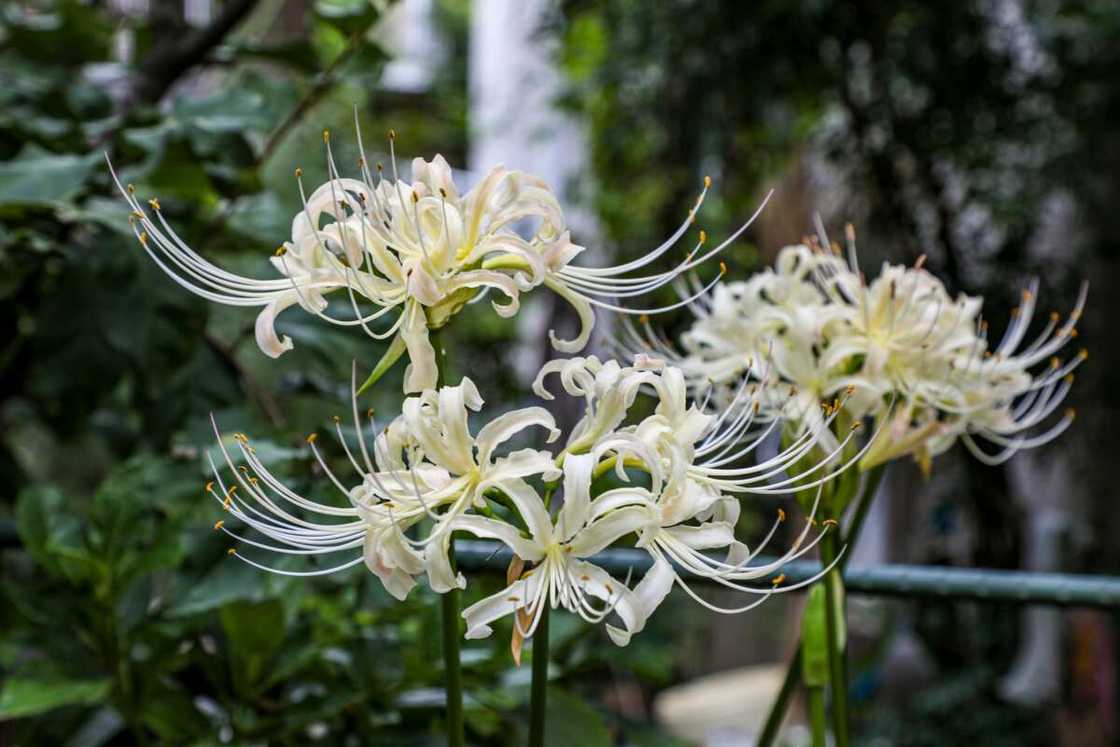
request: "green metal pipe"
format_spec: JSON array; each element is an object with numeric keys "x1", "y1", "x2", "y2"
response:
[{"x1": 453, "y1": 540, "x2": 1120, "y2": 609}]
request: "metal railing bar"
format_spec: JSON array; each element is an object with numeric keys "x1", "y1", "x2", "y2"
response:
[{"x1": 454, "y1": 540, "x2": 1120, "y2": 609}]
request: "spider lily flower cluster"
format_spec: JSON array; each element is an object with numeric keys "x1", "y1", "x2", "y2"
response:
[
  {"x1": 207, "y1": 357, "x2": 853, "y2": 646},
  {"x1": 109, "y1": 126, "x2": 765, "y2": 393},
  {"x1": 628, "y1": 231, "x2": 1088, "y2": 471}
]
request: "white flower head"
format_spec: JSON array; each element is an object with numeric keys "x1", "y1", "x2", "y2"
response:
[
  {"x1": 623, "y1": 225, "x2": 1088, "y2": 471},
  {"x1": 110, "y1": 129, "x2": 770, "y2": 395}
]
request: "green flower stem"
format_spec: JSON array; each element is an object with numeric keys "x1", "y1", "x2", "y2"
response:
[
  {"x1": 807, "y1": 686, "x2": 827, "y2": 747},
  {"x1": 431, "y1": 327, "x2": 465, "y2": 747},
  {"x1": 528, "y1": 603, "x2": 551, "y2": 747},
  {"x1": 528, "y1": 483, "x2": 559, "y2": 747},
  {"x1": 820, "y1": 533, "x2": 848, "y2": 747},
  {"x1": 756, "y1": 465, "x2": 886, "y2": 747},
  {"x1": 441, "y1": 544, "x2": 465, "y2": 747}
]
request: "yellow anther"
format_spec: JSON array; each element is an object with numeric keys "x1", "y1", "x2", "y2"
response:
[
  {"x1": 376, "y1": 162, "x2": 384, "y2": 172},
  {"x1": 638, "y1": 314, "x2": 650, "y2": 325},
  {"x1": 1066, "y1": 408, "x2": 1076, "y2": 420},
  {"x1": 777, "y1": 508, "x2": 786, "y2": 523},
  {"x1": 333, "y1": 415, "x2": 341, "y2": 423},
  {"x1": 358, "y1": 156, "x2": 365, "y2": 166},
  {"x1": 205, "y1": 481, "x2": 214, "y2": 493},
  {"x1": 772, "y1": 574, "x2": 785, "y2": 587},
  {"x1": 223, "y1": 497, "x2": 232, "y2": 510},
  {"x1": 1078, "y1": 349, "x2": 1088, "y2": 360},
  {"x1": 127, "y1": 183, "x2": 135, "y2": 193},
  {"x1": 388, "y1": 129, "x2": 396, "y2": 140},
  {"x1": 719, "y1": 261, "x2": 728, "y2": 275},
  {"x1": 1064, "y1": 374, "x2": 1075, "y2": 384},
  {"x1": 704, "y1": 175, "x2": 712, "y2": 188},
  {"x1": 1011, "y1": 307, "x2": 1021, "y2": 318},
  {"x1": 367, "y1": 408, "x2": 374, "y2": 418},
  {"x1": 138, "y1": 232, "x2": 148, "y2": 246},
  {"x1": 307, "y1": 433, "x2": 318, "y2": 444},
  {"x1": 275, "y1": 246, "x2": 287, "y2": 256},
  {"x1": 1022, "y1": 288, "x2": 1033, "y2": 301},
  {"x1": 699, "y1": 230, "x2": 707, "y2": 244},
  {"x1": 148, "y1": 197, "x2": 161, "y2": 211},
  {"x1": 1050, "y1": 311, "x2": 1060, "y2": 322},
  {"x1": 226, "y1": 486, "x2": 237, "y2": 496},
  {"x1": 214, "y1": 520, "x2": 224, "y2": 530},
  {"x1": 822, "y1": 518, "x2": 838, "y2": 528},
  {"x1": 295, "y1": 167, "x2": 302, "y2": 178},
  {"x1": 323, "y1": 129, "x2": 330, "y2": 143},
  {"x1": 1070, "y1": 328, "x2": 1079, "y2": 339},
  {"x1": 851, "y1": 421, "x2": 862, "y2": 431},
  {"x1": 227, "y1": 548, "x2": 237, "y2": 556},
  {"x1": 238, "y1": 465, "x2": 249, "y2": 474},
  {"x1": 1050, "y1": 357, "x2": 1060, "y2": 369},
  {"x1": 130, "y1": 210, "x2": 143, "y2": 220}
]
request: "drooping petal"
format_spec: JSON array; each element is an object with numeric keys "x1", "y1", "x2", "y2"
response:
[
  {"x1": 475, "y1": 407, "x2": 560, "y2": 466},
  {"x1": 401, "y1": 301, "x2": 437, "y2": 394},
  {"x1": 607, "y1": 556, "x2": 675, "y2": 646}
]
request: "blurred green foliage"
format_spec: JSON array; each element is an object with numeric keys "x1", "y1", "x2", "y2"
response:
[
  {"x1": 0, "y1": 0, "x2": 707, "y2": 744},
  {"x1": 3, "y1": 0, "x2": 1119, "y2": 744}
]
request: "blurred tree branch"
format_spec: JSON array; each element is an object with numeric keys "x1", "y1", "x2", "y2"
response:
[{"x1": 133, "y1": 0, "x2": 261, "y2": 105}]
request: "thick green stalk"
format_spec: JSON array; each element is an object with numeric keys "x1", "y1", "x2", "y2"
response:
[
  {"x1": 820, "y1": 533, "x2": 848, "y2": 747},
  {"x1": 441, "y1": 546, "x2": 465, "y2": 747},
  {"x1": 431, "y1": 327, "x2": 464, "y2": 747},
  {"x1": 528, "y1": 604, "x2": 551, "y2": 747},
  {"x1": 807, "y1": 686, "x2": 827, "y2": 747},
  {"x1": 755, "y1": 465, "x2": 886, "y2": 747}
]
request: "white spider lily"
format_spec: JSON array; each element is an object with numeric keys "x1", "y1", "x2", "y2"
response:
[
  {"x1": 625, "y1": 228, "x2": 1087, "y2": 471},
  {"x1": 110, "y1": 127, "x2": 767, "y2": 394},
  {"x1": 456, "y1": 457, "x2": 653, "y2": 647},
  {"x1": 204, "y1": 370, "x2": 560, "y2": 600}
]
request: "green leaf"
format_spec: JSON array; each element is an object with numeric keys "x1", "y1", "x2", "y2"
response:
[
  {"x1": 800, "y1": 584, "x2": 829, "y2": 687},
  {"x1": 544, "y1": 687, "x2": 610, "y2": 747},
  {"x1": 221, "y1": 599, "x2": 287, "y2": 694},
  {"x1": 0, "y1": 678, "x2": 110, "y2": 720},
  {"x1": 313, "y1": 0, "x2": 381, "y2": 36},
  {"x1": 0, "y1": 147, "x2": 98, "y2": 208},
  {"x1": 357, "y1": 332, "x2": 406, "y2": 394}
]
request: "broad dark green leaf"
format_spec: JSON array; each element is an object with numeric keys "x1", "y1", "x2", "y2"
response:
[
  {"x1": 0, "y1": 148, "x2": 97, "y2": 208},
  {"x1": 0, "y1": 678, "x2": 110, "y2": 720}
]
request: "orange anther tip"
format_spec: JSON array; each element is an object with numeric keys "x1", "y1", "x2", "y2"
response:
[
  {"x1": 772, "y1": 574, "x2": 785, "y2": 586},
  {"x1": 777, "y1": 508, "x2": 786, "y2": 522},
  {"x1": 214, "y1": 520, "x2": 224, "y2": 530}
]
